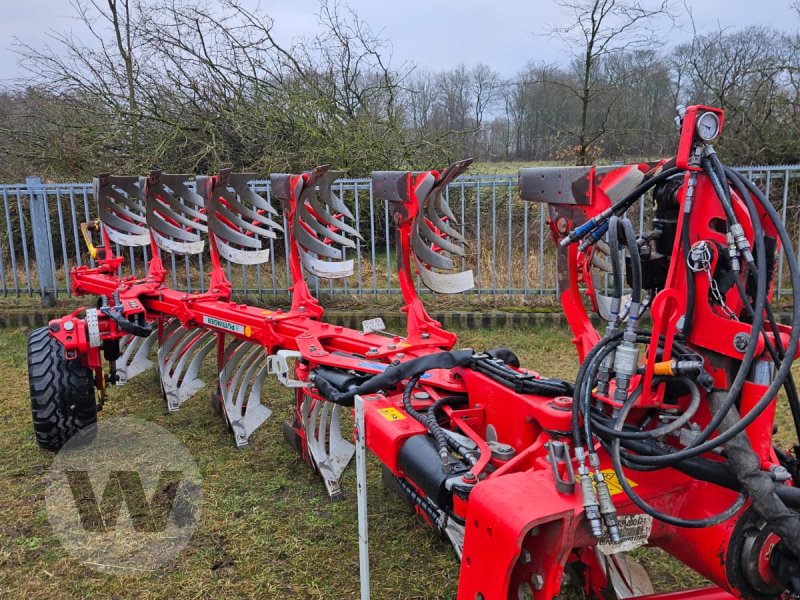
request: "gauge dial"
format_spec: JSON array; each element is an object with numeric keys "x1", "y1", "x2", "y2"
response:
[{"x1": 696, "y1": 111, "x2": 720, "y2": 142}]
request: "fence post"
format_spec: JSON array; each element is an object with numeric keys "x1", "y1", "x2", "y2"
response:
[{"x1": 27, "y1": 177, "x2": 57, "y2": 307}]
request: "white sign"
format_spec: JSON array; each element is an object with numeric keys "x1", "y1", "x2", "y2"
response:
[{"x1": 597, "y1": 513, "x2": 653, "y2": 555}]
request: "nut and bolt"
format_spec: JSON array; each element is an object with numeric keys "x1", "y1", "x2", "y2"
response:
[
  {"x1": 531, "y1": 574, "x2": 544, "y2": 591},
  {"x1": 733, "y1": 332, "x2": 750, "y2": 353},
  {"x1": 63, "y1": 321, "x2": 74, "y2": 332},
  {"x1": 367, "y1": 347, "x2": 378, "y2": 355},
  {"x1": 421, "y1": 333, "x2": 430, "y2": 340}
]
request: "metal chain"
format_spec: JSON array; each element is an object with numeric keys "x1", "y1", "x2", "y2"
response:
[{"x1": 688, "y1": 241, "x2": 739, "y2": 321}]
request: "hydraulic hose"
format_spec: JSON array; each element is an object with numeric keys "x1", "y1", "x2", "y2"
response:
[
  {"x1": 680, "y1": 179, "x2": 696, "y2": 337},
  {"x1": 609, "y1": 387, "x2": 749, "y2": 528},
  {"x1": 314, "y1": 349, "x2": 474, "y2": 406},
  {"x1": 401, "y1": 375, "x2": 425, "y2": 425},
  {"x1": 426, "y1": 396, "x2": 465, "y2": 468},
  {"x1": 620, "y1": 218, "x2": 641, "y2": 305},
  {"x1": 724, "y1": 166, "x2": 800, "y2": 444},
  {"x1": 702, "y1": 155, "x2": 738, "y2": 226},
  {"x1": 572, "y1": 331, "x2": 625, "y2": 448},
  {"x1": 608, "y1": 215, "x2": 623, "y2": 303},
  {"x1": 591, "y1": 377, "x2": 701, "y2": 440},
  {"x1": 561, "y1": 166, "x2": 683, "y2": 248},
  {"x1": 611, "y1": 437, "x2": 800, "y2": 509},
  {"x1": 619, "y1": 166, "x2": 771, "y2": 467}
]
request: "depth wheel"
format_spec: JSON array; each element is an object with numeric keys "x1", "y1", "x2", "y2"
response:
[{"x1": 28, "y1": 327, "x2": 97, "y2": 451}]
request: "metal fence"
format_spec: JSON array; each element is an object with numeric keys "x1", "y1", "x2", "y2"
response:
[{"x1": 2, "y1": 166, "x2": 800, "y2": 306}]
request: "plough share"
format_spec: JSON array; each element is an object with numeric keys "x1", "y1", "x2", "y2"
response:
[{"x1": 28, "y1": 106, "x2": 800, "y2": 598}]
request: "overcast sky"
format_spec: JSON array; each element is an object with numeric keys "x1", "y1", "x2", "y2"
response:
[{"x1": 1, "y1": 0, "x2": 798, "y2": 83}]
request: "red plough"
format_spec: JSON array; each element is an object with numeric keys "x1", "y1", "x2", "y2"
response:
[{"x1": 28, "y1": 106, "x2": 800, "y2": 598}]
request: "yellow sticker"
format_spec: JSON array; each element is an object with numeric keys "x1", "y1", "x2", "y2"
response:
[
  {"x1": 378, "y1": 407, "x2": 406, "y2": 421},
  {"x1": 244, "y1": 325, "x2": 252, "y2": 338},
  {"x1": 600, "y1": 468, "x2": 637, "y2": 496}
]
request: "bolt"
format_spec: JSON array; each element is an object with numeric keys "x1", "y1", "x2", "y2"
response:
[
  {"x1": 298, "y1": 306, "x2": 306, "y2": 312},
  {"x1": 63, "y1": 320, "x2": 74, "y2": 332},
  {"x1": 531, "y1": 574, "x2": 544, "y2": 591},
  {"x1": 556, "y1": 217, "x2": 569, "y2": 234},
  {"x1": 413, "y1": 391, "x2": 431, "y2": 400},
  {"x1": 367, "y1": 347, "x2": 378, "y2": 355},
  {"x1": 388, "y1": 344, "x2": 397, "y2": 350},
  {"x1": 309, "y1": 345, "x2": 317, "y2": 351},
  {"x1": 421, "y1": 333, "x2": 430, "y2": 339},
  {"x1": 462, "y1": 471, "x2": 477, "y2": 484},
  {"x1": 552, "y1": 396, "x2": 572, "y2": 410},
  {"x1": 520, "y1": 549, "x2": 531, "y2": 564},
  {"x1": 733, "y1": 332, "x2": 750, "y2": 353}
]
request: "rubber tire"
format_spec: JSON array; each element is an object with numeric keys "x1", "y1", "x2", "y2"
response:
[{"x1": 28, "y1": 326, "x2": 97, "y2": 451}]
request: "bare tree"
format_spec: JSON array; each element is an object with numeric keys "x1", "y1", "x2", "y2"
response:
[
  {"x1": 2, "y1": 0, "x2": 444, "y2": 178},
  {"x1": 470, "y1": 63, "x2": 501, "y2": 156},
  {"x1": 545, "y1": 0, "x2": 675, "y2": 164}
]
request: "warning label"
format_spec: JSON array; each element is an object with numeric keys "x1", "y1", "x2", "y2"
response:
[
  {"x1": 597, "y1": 513, "x2": 653, "y2": 555},
  {"x1": 600, "y1": 468, "x2": 637, "y2": 496},
  {"x1": 377, "y1": 407, "x2": 406, "y2": 421}
]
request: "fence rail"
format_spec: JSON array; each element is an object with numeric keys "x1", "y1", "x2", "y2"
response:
[{"x1": 1, "y1": 166, "x2": 800, "y2": 306}]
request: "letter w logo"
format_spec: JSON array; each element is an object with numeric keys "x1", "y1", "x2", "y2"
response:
[{"x1": 65, "y1": 470, "x2": 183, "y2": 533}]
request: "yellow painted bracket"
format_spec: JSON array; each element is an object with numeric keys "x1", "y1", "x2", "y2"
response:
[{"x1": 80, "y1": 220, "x2": 100, "y2": 259}]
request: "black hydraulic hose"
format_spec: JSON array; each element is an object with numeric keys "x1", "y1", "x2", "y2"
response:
[
  {"x1": 624, "y1": 165, "x2": 798, "y2": 468},
  {"x1": 401, "y1": 376, "x2": 425, "y2": 425},
  {"x1": 680, "y1": 197, "x2": 696, "y2": 336},
  {"x1": 620, "y1": 168, "x2": 770, "y2": 467},
  {"x1": 621, "y1": 218, "x2": 642, "y2": 305},
  {"x1": 609, "y1": 437, "x2": 800, "y2": 509},
  {"x1": 314, "y1": 349, "x2": 474, "y2": 406},
  {"x1": 608, "y1": 215, "x2": 622, "y2": 301},
  {"x1": 724, "y1": 160, "x2": 786, "y2": 370},
  {"x1": 610, "y1": 166, "x2": 683, "y2": 215},
  {"x1": 723, "y1": 165, "x2": 800, "y2": 443},
  {"x1": 572, "y1": 331, "x2": 625, "y2": 448},
  {"x1": 426, "y1": 396, "x2": 465, "y2": 466},
  {"x1": 591, "y1": 377, "x2": 702, "y2": 440},
  {"x1": 471, "y1": 356, "x2": 572, "y2": 396},
  {"x1": 579, "y1": 333, "x2": 653, "y2": 447},
  {"x1": 609, "y1": 388, "x2": 749, "y2": 528},
  {"x1": 562, "y1": 166, "x2": 683, "y2": 248},
  {"x1": 584, "y1": 339, "x2": 622, "y2": 445},
  {"x1": 702, "y1": 155, "x2": 738, "y2": 225},
  {"x1": 765, "y1": 302, "x2": 800, "y2": 443},
  {"x1": 579, "y1": 332, "x2": 695, "y2": 446}
]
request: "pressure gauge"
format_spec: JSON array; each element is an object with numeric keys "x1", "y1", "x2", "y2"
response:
[{"x1": 696, "y1": 111, "x2": 720, "y2": 142}]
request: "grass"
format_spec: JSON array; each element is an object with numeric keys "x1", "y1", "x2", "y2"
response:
[{"x1": 0, "y1": 322, "x2": 798, "y2": 599}]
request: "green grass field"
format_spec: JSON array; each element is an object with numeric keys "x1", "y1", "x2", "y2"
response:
[{"x1": 0, "y1": 323, "x2": 796, "y2": 599}]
